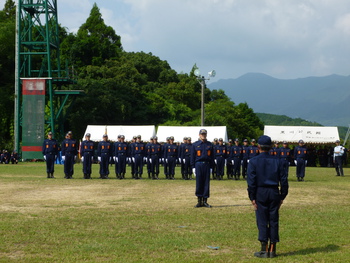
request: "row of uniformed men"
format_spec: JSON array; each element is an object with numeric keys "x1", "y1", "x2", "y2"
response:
[{"x1": 42, "y1": 131, "x2": 308, "y2": 181}]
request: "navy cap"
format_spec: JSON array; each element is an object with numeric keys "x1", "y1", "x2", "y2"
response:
[
  {"x1": 137, "y1": 135, "x2": 141, "y2": 138},
  {"x1": 103, "y1": 134, "x2": 108, "y2": 138},
  {"x1": 283, "y1": 141, "x2": 288, "y2": 144},
  {"x1": 166, "y1": 137, "x2": 170, "y2": 140},
  {"x1": 234, "y1": 138, "x2": 239, "y2": 142},
  {"x1": 335, "y1": 140, "x2": 340, "y2": 143},
  {"x1": 85, "y1": 133, "x2": 91, "y2": 137},
  {"x1": 153, "y1": 136, "x2": 158, "y2": 140},
  {"x1": 251, "y1": 139, "x2": 256, "y2": 142},
  {"x1": 169, "y1": 136, "x2": 174, "y2": 140},
  {"x1": 219, "y1": 138, "x2": 223, "y2": 141},
  {"x1": 133, "y1": 136, "x2": 137, "y2": 139},
  {"x1": 48, "y1": 132, "x2": 53, "y2": 135},
  {"x1": 298, "y1": 139, "x2": 304, "y2": 144},
  {"x1": 183, "y1": 137, "x2": 188, "y2": 140},
  {"x1": 258, "y1": 135, "x2": 272, "y2": 147},
  {"x1": 67, "y1": 131, "x2": 72, "y2": 135},
  {"x1": 187, "y1": 137, "x2": 191, "y2": 141},
  {"x1": 120, "y1": 135, "x2": 125, "y2": 139},
  {"x1": 199, "y1": 129, "x2": 207, "y2": 134},
  {"x1": 214, "y1": 138, "x2": 218, "y2": 142},
  {"x1": 243, "y1": 139, "x2": 248, "y2": 142},
  {"x1": 228, "y1": 139, "x2": 233, "y2": 143}
]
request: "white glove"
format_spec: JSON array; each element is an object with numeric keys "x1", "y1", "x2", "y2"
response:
[
  {"x1": 247, "y1": 160, "x2": 250, "y2": 163},
  {"x1": 81, "y1": 157, "x2": 84, "y2": 162},
  {"x1": 132, "y1": 157, "x2": 135, "y2": 163},
  {"x1": 74, "y1": 156, "x2": 77, "y2": 161},
  {"x1": 183, "y1": 159, "x2": 185, "y2": 164},
  {"x1": 149, "y1": 158, "x2": 152, "y2": 163},
  {"x1": 214, "y1": 159, "x2": 217, "y2": 164},
  {"x1": 294, "y1": 160, "x2": 297, "y2": 165},
  {"x1": 210, "y1": 169, "x2": 213, "y2": 174},
  {"x1": 178, "y1": 158, "x2": 181, "y2": 163},
  {"x1": 62, "y1": 156, "x2": 65, "y2": 161},
  {"x1": 241, "y1": 160, "x2": 243, "y2": 165},
  {"x1": 162, "y1": 158, "x2": 164, "y2": 163},
  {"x1": 113, "y1": 156, "x2": 116, "y2": 161},
  {"x1": 232, "y1": 160, "x2": 234, "y2": 165},
  {"x1": 98, "y1": 156, "x2": 101, "y2": 162},
  {"x1": 166, "y1": 158, "x2": 168, "y2": 163},
  {"x1": 192, "y1": 168, "x2": 196, "y2": 177},
  {"x1": 43, "y1": 155, "x2": 46, "y2": 161},
  {"x1": 143, "y1": 157, "x2": 147, "y2": 162},
  {"x1": 225, "y1": 159, "x2": 227, "y2": 166},
  {"x1": 91, "y1": 157, "x2": 94, "y2": 162},
  {"x1": 305, "y1": 161, "x2": 308, "y2": 165}
]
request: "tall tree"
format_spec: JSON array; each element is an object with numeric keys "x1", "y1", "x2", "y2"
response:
[{"x1": 61, "y1": 3, "x2": 123, "y2": 68}]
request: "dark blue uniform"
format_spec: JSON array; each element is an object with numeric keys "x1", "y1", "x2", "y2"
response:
[
  {"x1": 182, "y1": 141, "x2": 193, "y2": 180},
  {"x1": 214, "y1": 143, "x2": 226, "y2": 180},
  {"x1": 232, "y1": 144, "x2": 243, "y2": 179},
  {"x1": 242, "y1": 144, "x2": 250, "y2": 178},
  {"x1": 294, "y1": 145, "x2": 307, "y2": 181},
  {"x1": 114, "y1": 141, "x2": 128, "y2": 179},
  {"x1": 226, "y1": 142, "x2": 233, "y2": 179},
  {"x1": 179, "y1": 142, "x2": 187, "y2": 179},
  {"x1": 162, "y1": 141, "x2": 169, "y2": 178},
  {"x1": 80, "y1": 139, "x2": 94, "y2": 178},
  {"x1": 61, "y1": 138, "x2": 78, "y2": 179},
  {"x1": 165, "y1": 143, "x2": 178, "y2": 179},
  {"x1": 191, "y1": 139, "x2": 214, "y2": 200},
  {"x1": 150, "y1": 142, "x2": 162, "y2": 179},
  {"x1": 133, "y1": 141, "x2": 145, "y2": 179},
  {"x1": 279, "y1": 146, "x2": 291, "y2": 177},
  {"x1": 145, "y1": 141, "x2": 153, "y2": 178},
  {"x1": 247, "y1": 151, "x2": 288, "y2": 250},
  {"x1": 42, "y1": 138, "x2": 58, "y2": 177},
  {"x1": 97, "y1": 140, "x2": 113, "y2": 179}
]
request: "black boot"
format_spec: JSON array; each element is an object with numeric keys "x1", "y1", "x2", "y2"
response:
[
  {"x1": 203, "y1": 198, "x2": 212, "y2": 208},
  {"x1": 51, "y1": 173, "x2": 55, "y2": 178},
  {"x1": 254, "y1": 241, "x2": 269, "y2": 258},
  {"x1": 269, "y1": 242, "x2": 277, "y2": 258},
  {"x1": 47, "y1": 173, "x2": 50, "y2": 178},
  {"x1": 194, "y1": 197, "x2": 203, "y2": 208}
]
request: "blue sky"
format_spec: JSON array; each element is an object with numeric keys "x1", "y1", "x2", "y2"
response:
[{"x1": 3, "y1": 0, "x2": 350, "y2": 80}]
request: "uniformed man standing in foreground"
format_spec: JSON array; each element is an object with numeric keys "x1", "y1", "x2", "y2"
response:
[
  {"x1": 61, "y1": 131, "x2": 78, "y2": 179},
  {"x1": 191, "y1": 129, "x2": 214, "y2": 208},
  {"x1": 80, "y1": 133, "x2": 94, "y2": 179},
  {"x1": 247, "y1": 135, "x2": 289, "y2": 258},
  {"x1": 42, "y1": 131, "x2": 58, "y2": 178}
]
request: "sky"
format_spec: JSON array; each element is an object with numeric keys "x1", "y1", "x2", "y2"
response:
[{"x1": 3, "y1": 0, "x2": 350, "y2": 80}]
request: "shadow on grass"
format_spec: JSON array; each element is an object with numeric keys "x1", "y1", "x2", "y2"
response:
[{"x1": 279, "y1": 244, "x2": 340, "y2": 256}]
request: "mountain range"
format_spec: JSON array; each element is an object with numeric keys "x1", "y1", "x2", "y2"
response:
[{"x1": 208, "y1": 73, "x2": 350, "y2": 127}]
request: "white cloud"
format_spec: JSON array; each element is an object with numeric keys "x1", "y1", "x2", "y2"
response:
[{"x1": 2, "y1": 0, "x2": 350, "y2": 79}]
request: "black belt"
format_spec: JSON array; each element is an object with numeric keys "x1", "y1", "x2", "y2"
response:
[{"x1": 197, "y1": 161, "x2": 210, "y2": 164}]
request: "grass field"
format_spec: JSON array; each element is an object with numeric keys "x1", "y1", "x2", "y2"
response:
[{"x1": 0, "y1": 163, "x2": 349, "y2": 262}]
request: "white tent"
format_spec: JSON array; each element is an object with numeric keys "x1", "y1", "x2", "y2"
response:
[
  {"x1": 264, "y1": 125, "x2": 339, "y2": 144},
  {"x1": 156, "y1": 126, "x2": 228, "y2": 142},
  {"x1": 83, "y1": 125, "x2": 156, "y2": 141}
]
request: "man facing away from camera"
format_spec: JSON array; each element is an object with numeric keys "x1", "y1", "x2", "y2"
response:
[{"x1": 247, "y1": 135, "x2": 289, "y2": 258}]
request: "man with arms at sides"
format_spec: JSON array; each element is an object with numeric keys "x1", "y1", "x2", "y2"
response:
[{"x1": 247, "y1": 135, "x2": 289, "y2": 258}]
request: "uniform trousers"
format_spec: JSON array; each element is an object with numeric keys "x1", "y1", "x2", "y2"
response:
[
  {"x1": 45, "y1": 154, "x2": 56, "y2": 173},
  {"x1": 83, "y1": 152, "x2": 93, "y2": 175},
  {"x1": 99, "y1": 153, "x2": 110, "y2": 176},
  {"x1": 215, "y1": 156, "x2": 225, "y2": 176},
  {"x1": 255, "y1": 187, "x2": 281, "y2": 243},
  {"x1": 134, "y1": 154, "x2": 144, "y2": 175},
  {"x1": 233, "y1": 157, "x2": 241, "y2": 175},
  {"x1": 195, "y1": 162, "x2": 211, "y2": 198},
  {"x1": 296, "y1": 158, "x2": 306, "y2": 178},
  {"x1": 116, "y1": 154, "x2": 127, "y2": 175},
  {"x1": 183, "y1": 156, "x2": 192, "y2": 176},
  {"x1": 167, "y1": 156, "x2": 176, "y2": 176},
  {"x1": 242, "y1": 158, "x2": 248, "y2": 176},
  {"x1": 150, "y1": 155, "x2": 160, "y2": 175},
  {"x1": 64, "y1": 153, "x2": 75, "y2": 177}
]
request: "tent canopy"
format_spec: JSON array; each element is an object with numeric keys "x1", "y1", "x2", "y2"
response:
[
  {"x1": 264, "y1": 125, "x2": 339, "y2": 144},
  {"x1": 83, "y1": 125, "x2": 156, "y2": 142},
  {"x1": 156, "y1": 126, "x2": 228, "y2": 143}
]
